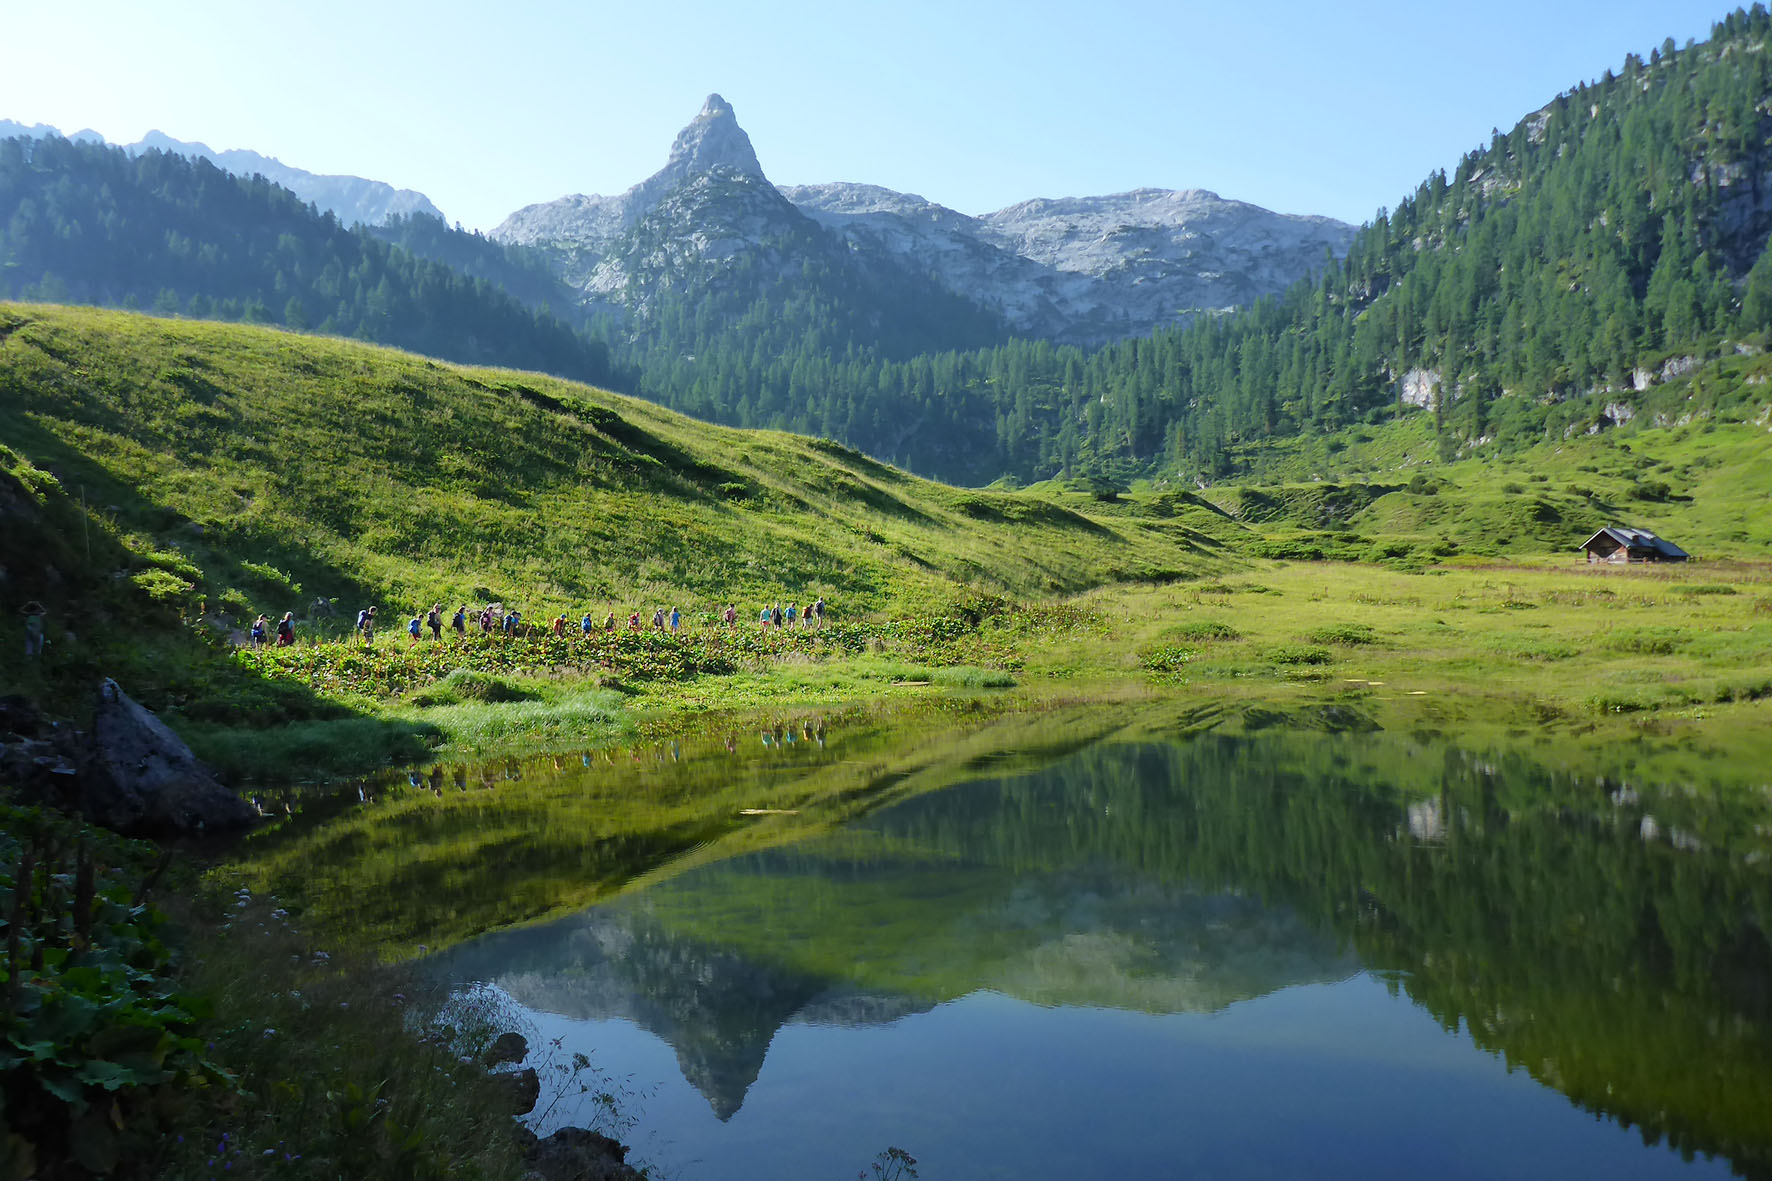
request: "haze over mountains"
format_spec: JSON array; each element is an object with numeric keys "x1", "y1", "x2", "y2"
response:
[
  {"x1": 5, "y1": 9, "x2": 1772, "y2": 489},
  {"x1": 0, "y1": 119, "x2": 445, "y2": 228},
  {"x1": 494, "y1": 94, "x2": 1357, "y2": 346}
]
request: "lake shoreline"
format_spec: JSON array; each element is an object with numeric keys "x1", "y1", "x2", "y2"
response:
[{"x1": 148, "y1": 557, "x2": 1771, "y2": 799}]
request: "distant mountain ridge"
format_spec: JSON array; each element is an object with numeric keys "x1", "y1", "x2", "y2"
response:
[
  {"x1": 0, "y1": 119, "x2": 444, "y2": 227},
  {"x1": 494, "y1": 95, "x2": 1355, "y2": 347},
  {"x1": 784, "y1": 181, "x2": 1357, "y2": 344}
]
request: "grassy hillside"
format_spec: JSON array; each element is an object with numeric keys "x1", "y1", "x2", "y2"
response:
[
  {"x1": 3, "y1": 302, "x2": 1768, "y2": 785},
  {"x1": 0, "y1": 303, "x2": 1228, "y2": 610},
  {"x1": 1141, "y1": 344, "x2": 1772, "y2": 562},
  {"x1": 0, "y1": 302, "x2": 1229, "y2": 715}
]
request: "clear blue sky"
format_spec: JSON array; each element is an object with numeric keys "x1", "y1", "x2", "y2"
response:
[{"x1": 0, "y1": 1, "x2": 1737, "y2": 231}]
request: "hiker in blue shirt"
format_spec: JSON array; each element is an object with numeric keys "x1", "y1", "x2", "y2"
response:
[
  {"x1": 407, "y1": 614, "x2": 422, "y2": 645},
  {"x1": 669, "y1": 607, "x2": 681, "y2": 634},
  {"x1": 581, "y1": 612, "x2": 595, "y2": 636}
]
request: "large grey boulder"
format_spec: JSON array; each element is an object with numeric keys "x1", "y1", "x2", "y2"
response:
[{"x1": 84, "y1": 679, "x2": 256, "y2": 833}]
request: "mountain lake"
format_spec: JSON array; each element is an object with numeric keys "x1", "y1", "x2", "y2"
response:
[{"x1": 246, "y1": 711, "x2": 1772, "y2": 1179}]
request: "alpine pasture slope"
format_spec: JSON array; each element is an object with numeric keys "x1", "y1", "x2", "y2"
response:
[
  {"x1": 0, "y1": 301, "x2": 1220, "y2": 618},
  {"x1": 6, "y1": 301, "x2": 1772, "y2": 789}
]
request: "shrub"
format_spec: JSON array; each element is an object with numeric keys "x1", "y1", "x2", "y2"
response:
[
  {"x1": 1139, "y1": 644, "x2": 1194, "y2": 680},
  {"x1": 1166, "y1": 620, "x2": 1241, "y2": 642},
  {"x1": 435, "y1": 668, "x2": 533, "y2": 703},
  {"x1": 1307, "y1": 624, "x2": 1377, "y2": 646},
  {"x1": 1615, "y1": 628, "x2": 1688, "y2": 656},
  {"x1": 930, "y1": 665, "x2": 1017, "y2": 689},
  {"x1": 1268, "y1": 644, "x2": 1332, "y2": 665}
]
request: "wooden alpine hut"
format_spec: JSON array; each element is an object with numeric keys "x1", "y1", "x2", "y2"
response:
[{"x1": 1579, "y1": 526, "x2": 1689, "y2": 564}]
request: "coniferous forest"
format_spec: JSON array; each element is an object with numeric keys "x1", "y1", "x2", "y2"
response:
[
  {"x1": 603, "y1": 9, "x2": 1772, "y2": 484},
  {"x1": 0, "y1": 137, "x2": 617, "y2": 387},
  {"x1": 6, "y1": 12, "x2": 1772, "y2": 486}
]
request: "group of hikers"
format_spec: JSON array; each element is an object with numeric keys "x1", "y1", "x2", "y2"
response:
[
  {"x1": 253, "y1": 597, "x2": 830, "y2": 648},
  {"x1": 249, "y1": 612, "x2": 299, "y2": 648}
]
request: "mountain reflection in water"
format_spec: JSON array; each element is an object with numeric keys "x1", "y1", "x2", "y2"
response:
[
  {"x1": 419, "y1": 730, "x2": 1772, "y2": 1178},
  {"x1": 441, "y1": 877, "x2": 1355, "y2": 1120}
]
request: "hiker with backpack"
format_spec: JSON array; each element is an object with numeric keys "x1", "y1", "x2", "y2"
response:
[{"x1": 276, "y1": 612, "x2": 295, "y2": 646}]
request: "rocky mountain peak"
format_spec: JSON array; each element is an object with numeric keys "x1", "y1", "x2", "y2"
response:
[{"x1": 656, "y1": 93, "x2": 763, "y2": 186}]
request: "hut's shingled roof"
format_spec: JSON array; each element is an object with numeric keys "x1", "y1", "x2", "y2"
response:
[{"x1": 1578, "y1": 527, "x2": 1689, "y2": 559}]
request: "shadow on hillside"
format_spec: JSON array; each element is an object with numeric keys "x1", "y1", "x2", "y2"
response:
[{"x1": 0, "y1": 447, "x2": 401, "y2": 754}]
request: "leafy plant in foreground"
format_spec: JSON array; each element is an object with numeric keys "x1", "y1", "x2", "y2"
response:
[{"x1": 0, "y1": 805, "x2": 227, "y2": 1175}]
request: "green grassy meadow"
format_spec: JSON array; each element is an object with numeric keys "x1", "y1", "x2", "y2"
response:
[{"x1": 2, "y1": 300, "x2": 1771, "y2": 787}]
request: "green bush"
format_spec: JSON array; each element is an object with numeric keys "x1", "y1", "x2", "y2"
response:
[
  {"x1": 434, "y1": 668, "x2": 533, "y2": 703},
  {"x1": 1614, "y1": 628, "x2": 1688, "y2": 656},
  {"x1": 1139, "y1": 644, "x2": 1194, "y2": 680},
  {"x1": 1269, "y1": 644, "x2": 1333, "y2": 666},
  {"x1": 1307, "y1": 624, "x2": 1377, "y2": 646},
  {"x1": 930, "y1": 665, "x2": 1017, "y2": 689},
  {"x1": 1166, "y1": 620, "x2": 1242, "y2": 642}
]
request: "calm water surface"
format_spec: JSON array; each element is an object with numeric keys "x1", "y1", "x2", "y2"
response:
[{"x1": 320, "y1": 720, "x2": 1772, "y2": 1178}]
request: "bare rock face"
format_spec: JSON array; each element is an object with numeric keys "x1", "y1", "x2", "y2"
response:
[
  {"x1": 790, "y1": 182, "x2": 1358, "y2": 344},
  {"x1": 496, "y1": 93, "x2": 768, "y2": 261},
  {"x1": 495, "y1": 96, "x2": 1355, "y2": 347},
  {"x1": 85, "y1": 679, "x2": 256, "y2": 834}
]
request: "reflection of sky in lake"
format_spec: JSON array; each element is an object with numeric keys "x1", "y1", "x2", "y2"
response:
[{"x1": 522, "y1": 975, "x2": 1730, "y2": 1181}]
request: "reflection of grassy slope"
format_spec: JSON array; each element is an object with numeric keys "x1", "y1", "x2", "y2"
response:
[
  {"x1": 630, "y1": 845, "x2": 1354, "y2": 1012},
  {"x1": 577, "y1": 733, "x2": 1772, "y2": 1168},
  {"x1": 234, "y1": 704, "x2": 1136, "y2": 954}
]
